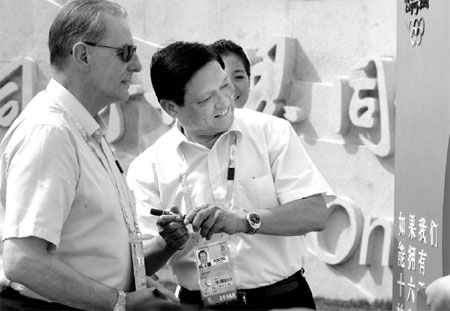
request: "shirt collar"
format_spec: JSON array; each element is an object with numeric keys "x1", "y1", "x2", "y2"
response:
[
  {"x1": 46, "y1": 79, "x2": 101, "y2": 138},
  {"x1": 228, "y1": 112, "x2": 243, "y2": 134}
]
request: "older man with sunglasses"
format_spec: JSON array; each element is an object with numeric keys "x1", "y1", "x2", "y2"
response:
[{"x1": 0, "y1": 1, "x2": 179, "y2": 310}]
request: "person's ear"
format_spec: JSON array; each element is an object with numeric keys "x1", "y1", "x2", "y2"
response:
[
  {"x1": 71, "y1": 42, "x2": 90, "y2": 71},
  {"x1": 160, "y1": 99, "x2": 178, "y2": 118}
]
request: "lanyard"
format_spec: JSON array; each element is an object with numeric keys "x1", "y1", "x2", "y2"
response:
[
  {"x1": 181, "y1": 132, "x2": 240, "y2": 305},
  {"x1": 97, "y1": 135, "x2": 141, "y2": 235},
  {"x1": 225, "y1": 132, "x2": 237, "y2": 208},
  {"x1": 66, "y1": 112, "x2": 147, "y2": 290},
  {"x1": 179, "y1": 131, "x2": 238, "y2": 221}
]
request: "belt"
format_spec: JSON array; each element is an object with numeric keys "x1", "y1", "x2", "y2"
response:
[{"x1": 179, "y1": 268, "x2": 304, "y2": 307}]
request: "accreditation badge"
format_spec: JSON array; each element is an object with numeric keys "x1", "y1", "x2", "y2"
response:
[
  {"x1": 195, "y1": 241, "x2": 237, "y2": 306},
  {"x1": 131, "y1": 235, "x2": 147, "y2": 291}
]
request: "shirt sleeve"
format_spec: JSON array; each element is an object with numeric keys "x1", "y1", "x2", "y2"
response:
[
  {"x1": 268, "y1": 118, "x2": 334, "y2": 204},
  {"x1": 2, "y1": 124, "x2": 78, "y2": 247}
]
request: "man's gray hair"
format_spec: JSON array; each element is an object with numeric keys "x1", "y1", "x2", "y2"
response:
[{"x1": 48, "y1": 0, "x2": 127, "y2": 71}]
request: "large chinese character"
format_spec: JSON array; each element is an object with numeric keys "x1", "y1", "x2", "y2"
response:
[
  {"x1": 408, "y1": 214, "x2": 416, "y2": 240},
  {"x1": 399, "y1": 211, "x2": 406, "y2": 236},
  {"x1": 418, "y1": 217, "x2": 427, "y2": 244},
  {"x1": 246, "y1": 36, "x2": 305, "y2": 123},
  {"x1": 430, "y1": 220, "x2": 439, "y2": 247},
  {"x1": 407, "y1": 276, "x2": 416, "y2": 303},
  {"x1": 408, "y1": 245, "x2": 416, "y2": 271},
  {"x1": 417, "y1": 249, "x2": 427, "y2": 276},
  {"x1": 397, "y1": 272, "x2": 405, "y2": 298},
  {"x1": 398, "y1": 241, "x2": 406, "y2": 268},
  {"x1": 334, "y1": 56, "x2": 395, "y2": 157},
  {"x1": 0, "y1": 57, "x2": 38, "y2": 129}
]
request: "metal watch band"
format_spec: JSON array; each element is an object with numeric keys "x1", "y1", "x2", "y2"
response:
[{"x1": 112, "y1": 290, "x2": 126, "y2": 311}]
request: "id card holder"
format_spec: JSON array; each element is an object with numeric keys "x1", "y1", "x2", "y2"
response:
[
  {"x1": 131, "y1": 235, "x2": 147, "y2": 291},
  {"x1": 196, "y1": 241, "x2": 237, "y2": 306}
]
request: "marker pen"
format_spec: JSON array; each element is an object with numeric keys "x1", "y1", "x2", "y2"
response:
[{"x1": 150, "y1": 208, "x2": 185, "y2": 219}]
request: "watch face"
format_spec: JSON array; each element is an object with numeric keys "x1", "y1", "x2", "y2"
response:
[
  {"x1": 249, "y1": 213, "x2": 260, "y2": 224},
  {"x1": 245, "y1": 210, "x2": 261, "y2": 233}
]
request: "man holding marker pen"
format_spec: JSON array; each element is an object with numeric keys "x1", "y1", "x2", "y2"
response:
[{"x1": 126, "y1": 41, "x2": 334, "y2": 310}]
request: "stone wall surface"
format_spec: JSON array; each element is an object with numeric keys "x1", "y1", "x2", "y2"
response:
[{"x1": 0, "y1": 0, "x2": 396, "y2": 302}]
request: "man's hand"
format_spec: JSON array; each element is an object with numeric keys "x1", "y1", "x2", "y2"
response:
[
  {"x1": 157, "y1": 206, "x2": 190, "y2": 250},
  {"x1": 183, "y1": 204, "x2": 246, "y2": 240},
  {"x1": 426, "y1": 275, "x2": 450, "y2": 311},
  {"x1": 146, "y1": 276, "x2": 179, "y2": 303},
  {"x1": 126, "y1": 286, "x2": 180, "y2": 310}
]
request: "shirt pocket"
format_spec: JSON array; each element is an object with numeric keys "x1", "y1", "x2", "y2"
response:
[{"x1": 235, "y1": 174, "x2": 279, "y2": 210}]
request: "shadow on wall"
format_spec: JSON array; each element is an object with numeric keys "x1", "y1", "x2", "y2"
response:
[{"x1": 306, "y1": 196, "x2": 393, "y2": 296}]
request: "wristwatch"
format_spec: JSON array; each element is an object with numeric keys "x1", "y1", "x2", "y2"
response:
[
  {"x1": 243, "y1": 209, "x2": 261, "y2": 234},
  {"x1": 112, "y1": 290, "x2": 126, "y2": 311}
]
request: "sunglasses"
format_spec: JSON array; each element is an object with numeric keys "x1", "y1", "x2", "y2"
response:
[{"x1": 83, "y1": 41, "x2": 137, "y2": 62}]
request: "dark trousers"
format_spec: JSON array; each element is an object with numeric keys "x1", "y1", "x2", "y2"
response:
[
  {"x1": 179, "y1": 269, "x2": 317, "y2": 311},
  {"x1": 0, "y1": 287, "x2": 81, "y2": 311}
]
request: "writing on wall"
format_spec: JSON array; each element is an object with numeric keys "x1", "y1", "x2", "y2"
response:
[
  {"x1": 395, "y1": 211, "x2": 439, "y2": 311},
  {"x1": 397, "y1": 212, "x2": 437, "y2": 301},
  {"x1": 0, "y1": 58, "x2": 37, "y2": 129},
  {"x1": 334, "y1": 56, "x2": 396, "y2": 158},
  {"x1": 405, "y1": 0, "x2": 429, "y2": 47},
  {"x1": 245, "y1": 37, "x2": 396, "y2": 158},
  {"x1": 245, "y1": 36, "x2": 306, "y2": 123},
  {"x1": 1, "y1": 38, "x2": 397, "y2": 162}
]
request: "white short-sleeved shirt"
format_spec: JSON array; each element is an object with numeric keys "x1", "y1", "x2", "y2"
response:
[
  {"x1": 0, "y1": 79, "x2": 133, "y2": 298},
  {"x1": 127, "y1": 108, "x2": 333, "y2": 290}
]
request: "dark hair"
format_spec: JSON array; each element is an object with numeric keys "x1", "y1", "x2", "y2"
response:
[
  {"x1": 48, "y1": 0, "x2": 127, "y2": 71},
  {"x1": 210, "y1": 39, "x2": 251, "y2": 78},
  {"x1": 150, "y1": 41, "x2": 225, "y2": 106}
]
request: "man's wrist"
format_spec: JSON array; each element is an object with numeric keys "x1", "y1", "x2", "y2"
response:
[
  {"x1": 237, "y1": 210, "x2": 249, "y2": 233},
  {"x1": 159, "y1": 235, "x2": 181, "y2": 252},
  {"x1": 112, "y1": 290, "x2": 126, "y2": 311}
]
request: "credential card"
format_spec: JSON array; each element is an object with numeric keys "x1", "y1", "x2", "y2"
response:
[{"x1": 195, "y1": 241, "x2": 237, "y2": 306}]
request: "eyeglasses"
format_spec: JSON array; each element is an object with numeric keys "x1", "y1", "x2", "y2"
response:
[{"x1": 83, "y1": 41, "x2": 137, "y2": 62}]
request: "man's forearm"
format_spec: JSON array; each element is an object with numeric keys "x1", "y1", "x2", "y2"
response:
[
  {"x1": 255, "y1": 194, "x2": 328, "y2": 236},
  {"x1": 3, "y1": 237, "x2": 118, "y2": 310}
]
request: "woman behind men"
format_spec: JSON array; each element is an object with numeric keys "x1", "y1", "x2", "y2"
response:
[{"x1": 211, "y1": 39, "x2": 251, "y2": 108}]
